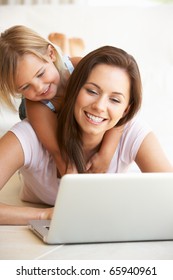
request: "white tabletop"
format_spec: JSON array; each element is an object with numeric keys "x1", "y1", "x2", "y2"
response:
[
  {"x1": 1, "y1": 225, "x2": 173, "y2": 260},
  {"x1": 1, "y1": 174, "x2": 173, "y2": 260}
]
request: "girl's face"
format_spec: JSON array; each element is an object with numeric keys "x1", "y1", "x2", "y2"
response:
[
  {"x1": 15, "y1": 47, "x2": 60, "y2": 101},
  {"x1": 74, "y1": 64, "x2": 130, "y2": 140}
]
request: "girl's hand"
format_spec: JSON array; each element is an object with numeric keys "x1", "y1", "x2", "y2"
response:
[
  {"x1": 86, "y1": 125, "x2": 125, "y2": 173},
  {"x1": 86, "y1": 152, "x2": 110, "y2": 173},
  {"x1": 66, "y1": 164, "x2": 78, "y2": 174}
]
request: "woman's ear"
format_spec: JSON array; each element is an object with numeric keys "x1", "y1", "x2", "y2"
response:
[{"x1": 47, "y1": 44, "x2": 56, "y2": 62}]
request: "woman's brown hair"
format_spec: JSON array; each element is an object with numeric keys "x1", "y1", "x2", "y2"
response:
[{"x1": 58, "y1": 45, "x2": 142, "y2": 173}]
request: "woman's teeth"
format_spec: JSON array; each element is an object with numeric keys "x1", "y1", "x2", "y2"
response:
[{"x1": 86, "y1": 112, "x2": 104, "y2": 123}]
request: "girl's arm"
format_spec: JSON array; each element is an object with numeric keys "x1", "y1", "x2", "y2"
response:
[
  {"x1": 135, "y1": 132, "x2": 173, "y2": 172},
  {"x1": 26, "y1": 99, "x2": 66, "y2": 175},
  {"x1": 25, "y1": 57, "x2": 82, "y2": 176},
  {"x1": 0, "y1": 131, "x2": 53, "y2": 225},
  {"x1": 87, "y1": 126, "x2": 123, "y2": 173}
]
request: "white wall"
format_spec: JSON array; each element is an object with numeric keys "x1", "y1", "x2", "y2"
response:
[{"x1": 0, "y1": 4, "x2": 173, "y2": 163}]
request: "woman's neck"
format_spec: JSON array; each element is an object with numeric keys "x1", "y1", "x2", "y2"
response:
[{"x1": 82, "y1": 134, "x2": 103, "y2": 163}]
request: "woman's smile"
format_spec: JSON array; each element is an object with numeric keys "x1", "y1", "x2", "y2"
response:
[{"x1": 84, "y1": 111, "x2": 106, "y2": 125}]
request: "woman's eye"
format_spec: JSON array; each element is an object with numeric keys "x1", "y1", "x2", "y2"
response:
[
  {"x1": 111, "y1": 98, "x2": 121, "y2": 103},
  {"x1": 87, "y1": 89, "x2": 98, "y2": 95}
]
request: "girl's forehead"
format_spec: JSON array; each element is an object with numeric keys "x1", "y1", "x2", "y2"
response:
[
  {"x1": 18, "y1": 53, "x2": 44, "y2": 63},
  {"x1": 15, "y1": 55, "x2": 45, "y2": 86},
  {"x1": 17, "y1": 53, "x2": 47, "y2": 75}
]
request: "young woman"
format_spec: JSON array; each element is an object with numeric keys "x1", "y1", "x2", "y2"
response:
[{"x1": 0, "y1": 45, "x2": 172, "y2": 225}]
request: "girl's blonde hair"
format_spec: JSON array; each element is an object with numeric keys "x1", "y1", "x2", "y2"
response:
[{"x1": 0, "y1": 25, "x2": 66, "y2": 110}]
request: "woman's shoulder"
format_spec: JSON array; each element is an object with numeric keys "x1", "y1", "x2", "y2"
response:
[
  {"x1": 10, "y1": 120, "x2": 41, "y2": 153},
  {"x1": 10, "y1": 120, "x2": 49, "y2": 166},
  {"x1": 10, "y1": 119, "x2": 36, "y2": 137},
  {"x1": 120, "y1": 114, "x2": 152, "y2": 161},
  {"x1": 123, "y1": 113, "x2": 152, "y2": 135}
]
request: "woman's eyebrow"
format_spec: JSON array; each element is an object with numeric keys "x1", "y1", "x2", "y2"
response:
[
  {"x1": 85, "y1": 82, "x2": 125, "y2": 99},
  {"x1": 85, "y1": 82, "x2": 100, "y2": 89},
  {"x1": 112, "y1": 91, "x2": 126, "y2": 99}
]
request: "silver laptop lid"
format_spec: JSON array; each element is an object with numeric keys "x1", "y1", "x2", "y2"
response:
[{"x1": 46, "y1": 173, "x2": 173, "y2": 244}]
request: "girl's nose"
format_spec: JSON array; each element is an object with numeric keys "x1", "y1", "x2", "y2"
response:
[{"x1": 33, "y1": 80, "x2": 44, "y2": 93}]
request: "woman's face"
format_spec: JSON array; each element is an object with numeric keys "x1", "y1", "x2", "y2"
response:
[
  {"x1": 74, "y1": 64, "x2": 131, "y2": 139},
  {"x1": 15, "y1": 48, "x2": 60, "y2": 101}
]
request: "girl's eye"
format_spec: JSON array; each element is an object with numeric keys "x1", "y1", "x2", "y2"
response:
[
  {"x1": 21, "y1": 85, "x2": 30, "y2": 91},
  {"x1": 37, "y1": 70, "x2": 45, "y2": 78}
]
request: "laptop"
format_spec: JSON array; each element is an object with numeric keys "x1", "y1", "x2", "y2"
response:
[{"x1": 29, "y1": 173, "x2": 173, "y2": 244}]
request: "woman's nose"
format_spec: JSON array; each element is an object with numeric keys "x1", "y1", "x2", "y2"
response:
[{"x1": 92, "y1": 96, "x2": 106, "y2": 112}]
